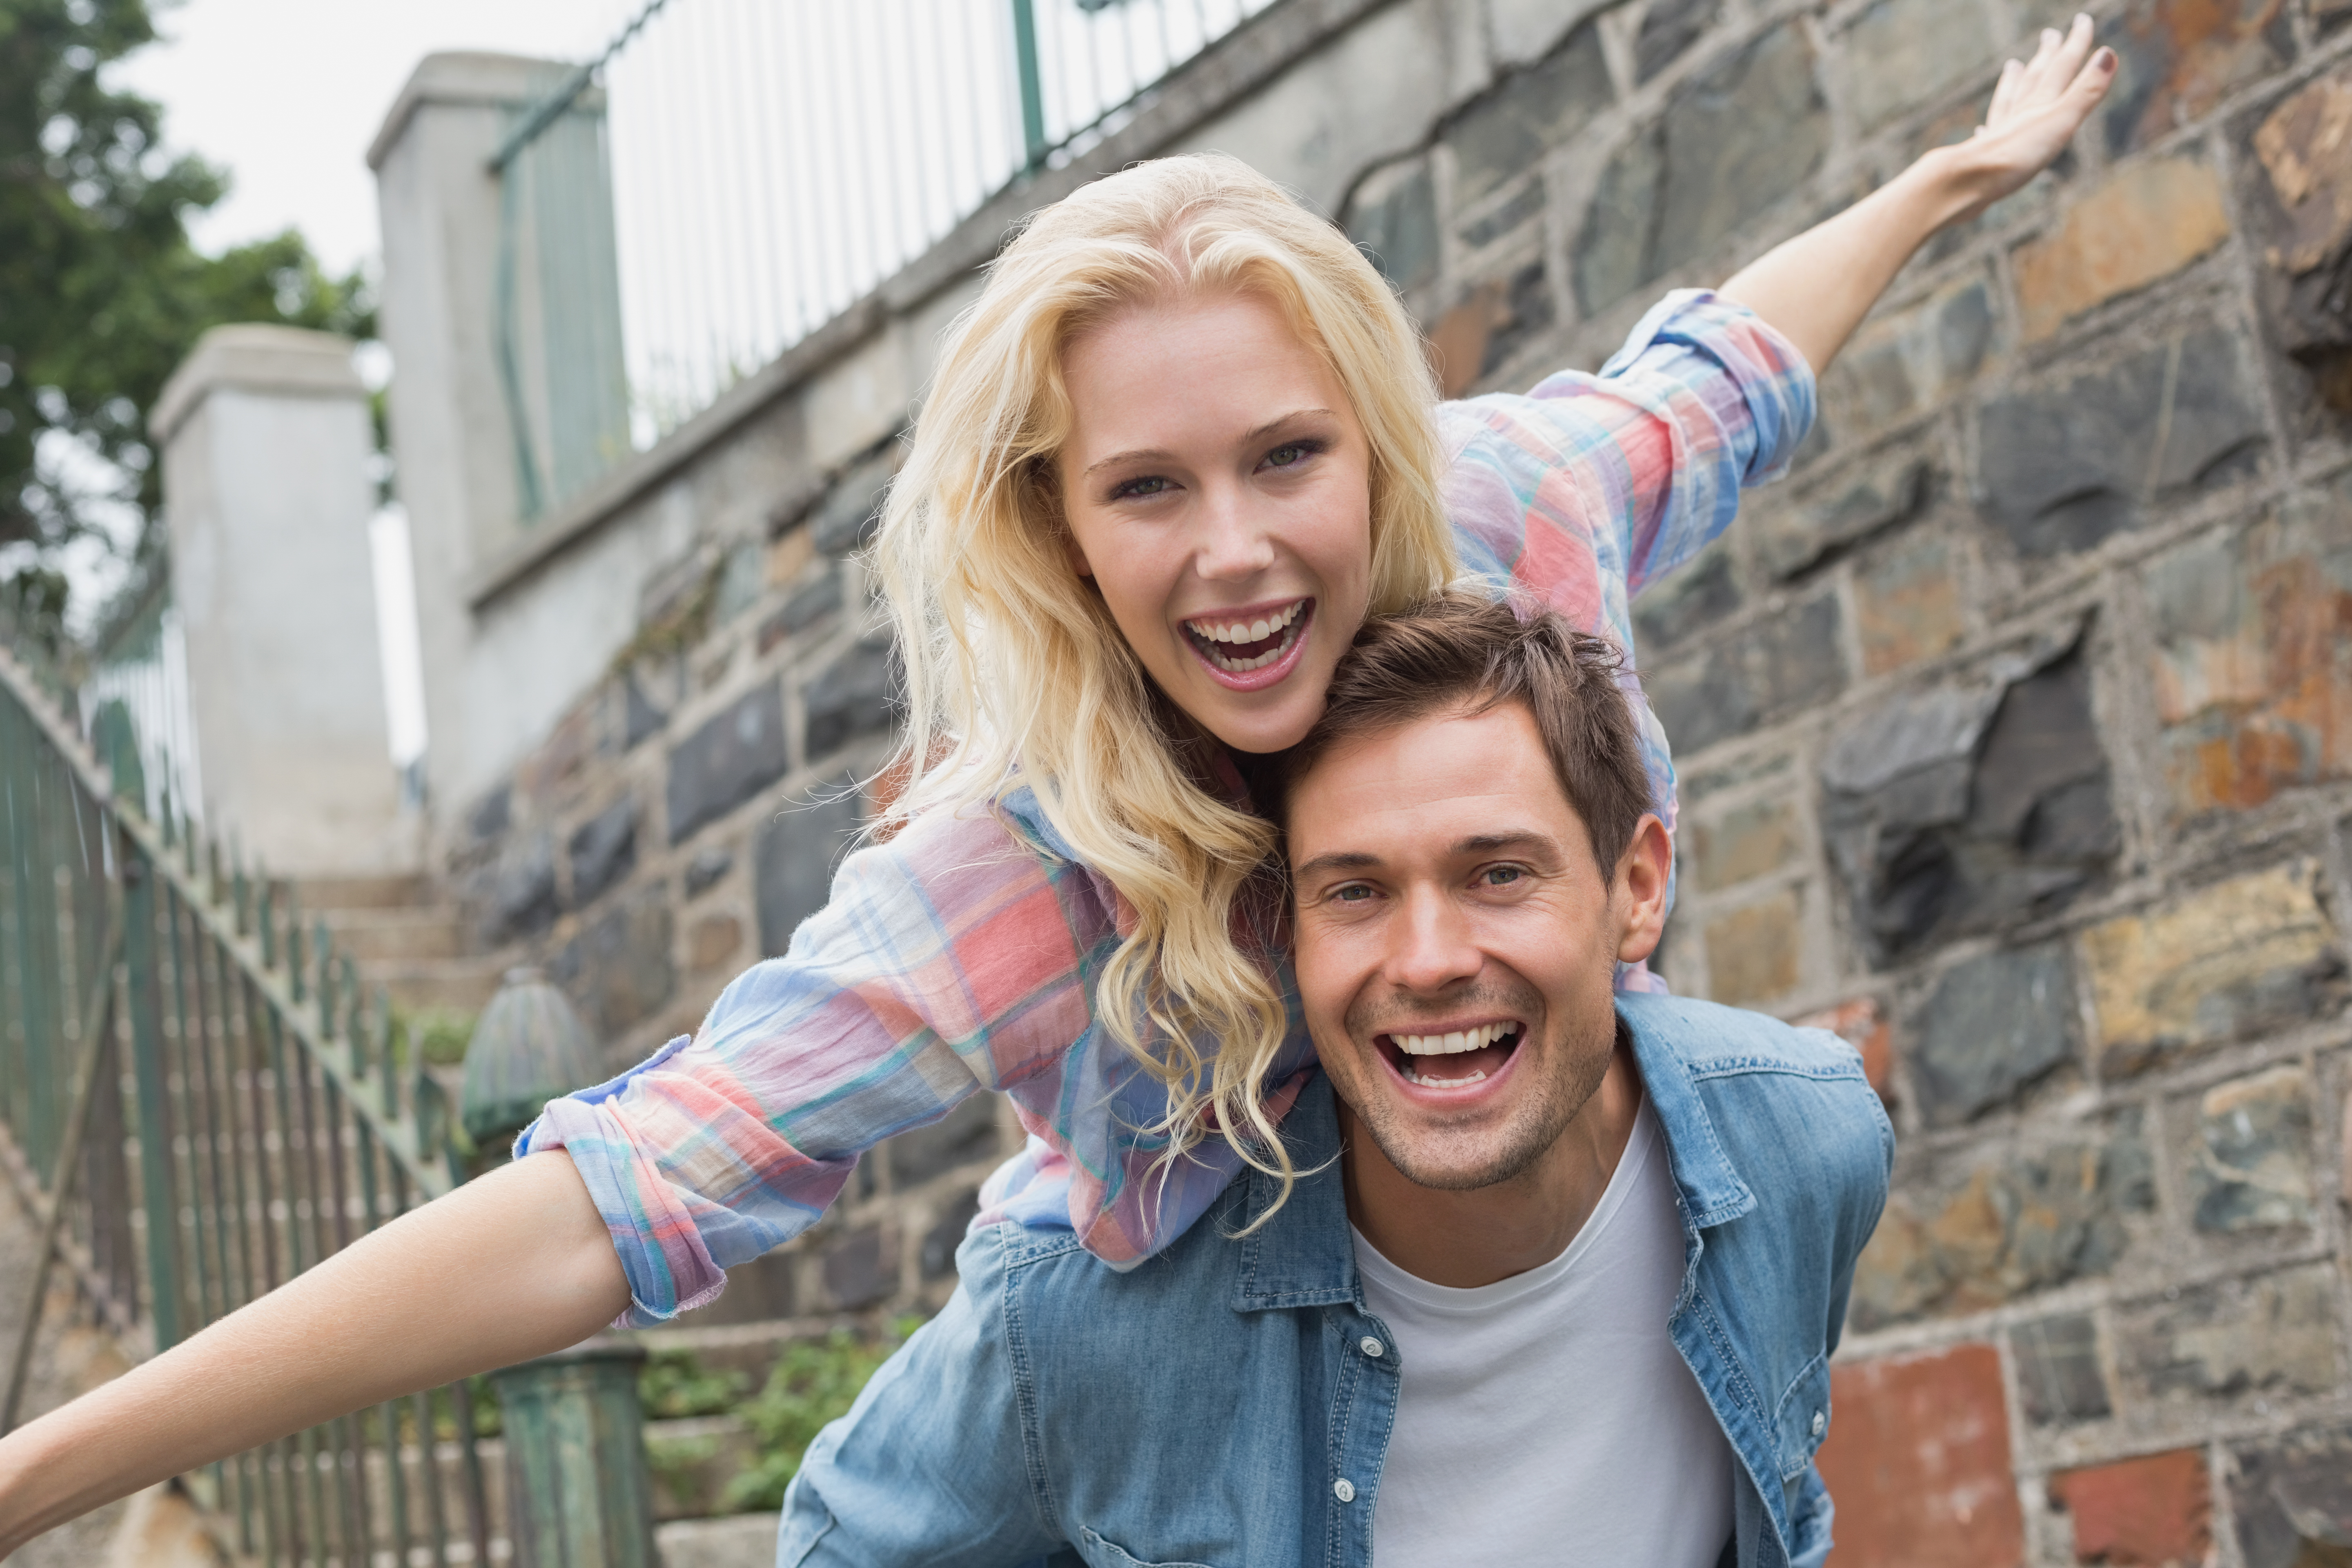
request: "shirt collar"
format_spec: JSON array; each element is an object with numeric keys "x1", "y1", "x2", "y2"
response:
[{"x1": 1224, "y1": 999, "x2": 1761, "y2": 1313}]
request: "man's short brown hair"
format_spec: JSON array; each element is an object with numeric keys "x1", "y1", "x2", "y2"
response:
[{"x1": 1268, "y1": 593, "x2": 1653, "y2": 875}]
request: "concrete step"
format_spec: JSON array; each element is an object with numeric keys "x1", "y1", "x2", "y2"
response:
[
  {"x1": 294, "y1": 873, "x2": 431, "y2": 911},
  {"x1": 656, "y1": 1512, "x2": 778, "y2": 1568},
  {"x1": 318, "y1": 906, "x2": 466, "y2": 964}
]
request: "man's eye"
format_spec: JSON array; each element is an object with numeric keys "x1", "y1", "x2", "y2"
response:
[
  {"x1": 1480, "y1": 866, "x2": 1525, "y2": 887},
  {"x1": 1330, "y1": 883, "x2": 1375, "y2": 904},
  {"x1": 1109, "y1": 474, "x2": 1169, "y2": 501}
]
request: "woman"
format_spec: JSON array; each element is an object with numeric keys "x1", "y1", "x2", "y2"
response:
[{"x1": 0, "y1": 18, "x2": 2111, "y2": 1548}]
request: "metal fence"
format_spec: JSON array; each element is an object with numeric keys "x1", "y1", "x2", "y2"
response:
[
  {"x1": 492, "y1": 0, "x2": 1276, "y2": 519},
  {"x1": 0, "y1": 641, "x2": 505, "y2": 1565}
]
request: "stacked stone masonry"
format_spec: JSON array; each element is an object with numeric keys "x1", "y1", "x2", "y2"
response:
[{"x1": 435, "y1": 0, "x2": 2352, "y2": 1558}]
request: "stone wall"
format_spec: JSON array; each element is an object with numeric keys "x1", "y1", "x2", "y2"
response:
[{"x1": 432, "y1": 0, "x2": 2352, "y2": 1557}]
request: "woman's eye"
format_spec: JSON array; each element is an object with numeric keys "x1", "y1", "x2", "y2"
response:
[
  {"x1": 1109, "y1": 474, "x2": 1169, "y2": 501},
  {"x1": 1261, "y1": 439, "x2": 1322, "y2": 471}
]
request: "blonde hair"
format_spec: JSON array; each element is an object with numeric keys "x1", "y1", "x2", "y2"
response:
[{"x1": 874, "y1": 154, "x2": 1458, "y2": 1211}]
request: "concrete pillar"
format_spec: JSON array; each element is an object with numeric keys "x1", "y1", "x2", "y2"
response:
[
  {"x1": 366, "y1": 53, "x2": 628, "y2": 815},
  {"x1": 151, "y1": 325, "x2": 411, "y2": 876}
]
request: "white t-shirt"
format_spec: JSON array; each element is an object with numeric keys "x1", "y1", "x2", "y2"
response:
[{"x1": 1352, "y1": 1100, "x2": 1735, "y2": 1567}]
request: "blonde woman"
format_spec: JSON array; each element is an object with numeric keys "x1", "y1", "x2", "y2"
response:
[{"x1": 0, "y1": 19, "x2": 2112, "y2": 1547}]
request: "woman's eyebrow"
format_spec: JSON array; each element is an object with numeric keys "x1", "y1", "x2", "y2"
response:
[{"x1": 1080, "y1": 408, "x2": 1339, "y2": 479}]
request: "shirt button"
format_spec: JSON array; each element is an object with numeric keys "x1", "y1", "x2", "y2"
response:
[
  {"x1": 1333, "y1": 1478, "x2": 1357, "y2": 1504},
  {"x1": 1359, "y1": 1336, "x2": 1385, "y2": 1359},
  {"x1": 1811, "y1": 1409, "x2": 1826, "y2": 1438}
]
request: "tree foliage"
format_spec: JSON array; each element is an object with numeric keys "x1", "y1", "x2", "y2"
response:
[{"x1": 0, "y1": 0, "x2": 372, "y2": 599}]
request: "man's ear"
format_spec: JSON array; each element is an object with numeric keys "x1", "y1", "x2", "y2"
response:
[{"x1": 1613, "y1": 815, "x2": 1673, "y2": 965}]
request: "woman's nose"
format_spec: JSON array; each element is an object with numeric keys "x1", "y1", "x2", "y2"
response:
[{"x1": 1192, "y1": 487, "x2": 1277, "y2": 580}]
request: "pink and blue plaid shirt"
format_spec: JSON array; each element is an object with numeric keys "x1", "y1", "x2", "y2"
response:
[{"x1": 521, "y1": 290, "x2": 1815, "y2": 1326}]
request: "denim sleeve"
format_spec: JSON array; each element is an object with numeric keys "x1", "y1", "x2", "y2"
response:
[{"x1": 780, "y1": 1225, "x2": 1060, "y2": 1567}]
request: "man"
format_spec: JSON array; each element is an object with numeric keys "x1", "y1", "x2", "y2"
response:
[{"x1": 779, "y1": 595, "x2": 1893, "y2": 1567}]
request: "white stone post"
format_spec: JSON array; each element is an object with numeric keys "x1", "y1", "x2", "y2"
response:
[
  {"x1": 367, "y1": 52, "x2": 626, "y2": 817},
  {"x1": 152, "y1": 325, "x2": 412, "y2": 877}
]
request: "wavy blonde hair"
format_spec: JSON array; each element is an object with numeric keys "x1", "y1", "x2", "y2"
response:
[{"x1": 873, "y1": 154, "x2": 1459, "y2": 1205}]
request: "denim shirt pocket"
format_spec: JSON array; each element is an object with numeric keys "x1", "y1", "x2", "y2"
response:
[
  {"x1": 1078, "y1": 1526, "x2": 1220, "y2": 1568},
  {"x1": 1770, "y1": 1353, "x2": 1835, "y2": 1481}
]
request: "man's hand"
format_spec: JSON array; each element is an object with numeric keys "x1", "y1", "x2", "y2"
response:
[
  {"x1": 1950, "y1": 14, "x2": 2118, "y2": 224},
  {"x1": 1718, "y1": 13, "x2": 2118, "y2": 374}
]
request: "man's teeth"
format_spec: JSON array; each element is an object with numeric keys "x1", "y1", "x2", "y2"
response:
[
  {"x1": 1392, "y1": 1021, "x2": 1518, "y2": 1056},
  {"x1": 1188, "y1": 601, "x2": 1303, "y2": 644},
  {"x1": 1403, "y1": 1067, "x2": 1488, "y2": 1087}
]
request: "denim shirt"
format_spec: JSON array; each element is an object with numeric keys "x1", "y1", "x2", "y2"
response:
[{"x1": 777, "y1": 994, "x2": 1893, "y2": 1568}]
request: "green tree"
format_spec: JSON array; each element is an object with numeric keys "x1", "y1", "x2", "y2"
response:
[{"x1": 0, "y1": 0, "x2": 372, "y2": 616}]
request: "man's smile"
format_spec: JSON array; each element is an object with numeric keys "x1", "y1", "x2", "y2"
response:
[{"x1": 1375, "y1": 1018, "x2": 1527, "y2": 1090}]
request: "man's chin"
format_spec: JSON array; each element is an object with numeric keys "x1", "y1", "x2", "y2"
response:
[{"x1": 1357, "y1": 1108, "x2": 1557, "y2": 1193}]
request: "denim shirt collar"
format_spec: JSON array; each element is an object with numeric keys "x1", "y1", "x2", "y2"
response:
[{"x1": 1223, "y1": 999, "x2": 1760, "y2": 1314}]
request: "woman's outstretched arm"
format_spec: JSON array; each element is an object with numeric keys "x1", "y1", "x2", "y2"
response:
[
  {"x1": 0, "y1": 1152, "x2": 628, "y2": 1558},
  {"x1": 1718, "y1": 13, "x2": 2116, "y2": 374}
]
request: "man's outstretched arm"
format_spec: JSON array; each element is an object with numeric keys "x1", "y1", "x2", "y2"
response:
[
  {"x1": 1719, "y1": 13, "x2": 2116, "y2": 374},
  {"x1": 0, "y1": 1151, "x2": 629, "y2": 1558}
]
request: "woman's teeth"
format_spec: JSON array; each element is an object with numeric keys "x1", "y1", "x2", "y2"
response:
[
  {"x1": 1186, "y1": 601, "x2": 1306, "y2": 672},
  {"x1": 1393, "y1": 1021, "x2": 1519, "y2": 1056}
]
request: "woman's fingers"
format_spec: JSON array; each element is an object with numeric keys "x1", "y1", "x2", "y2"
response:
[
  {"x1": 1988, "y1": 57, "x2": 2025, "y2": 123},
  {"x1": 1988, "y1": 13, "x2": 2098, "y2": 129}
]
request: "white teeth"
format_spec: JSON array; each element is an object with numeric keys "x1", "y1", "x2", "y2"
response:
[
  {"x1": 1187, "y1": 601, "x2": 1302, "y2": 647},
  {"x1": 1189, "y1": 601, "x2": 1307, "y2": 673},
  {"x1": 1392, "y1": 1022, "x2": 1519, "y2": 1056},
  {"x1": 1403, "y1": 1067, "x2": 1488, "y2": 1087}
]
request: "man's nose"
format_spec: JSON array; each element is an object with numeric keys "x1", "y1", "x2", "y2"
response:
[
  {"x1": 1193, "y1": 485, "x2": 1276, "y2": 581},
  {"x1": 1386, "y1": 886, "x2": 1482, "y2": 994}
]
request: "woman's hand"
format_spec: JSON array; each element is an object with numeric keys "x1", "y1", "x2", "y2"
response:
[
  {"x1": 1718, "y1": 12, "x2": 2118, "y2": 373},
  {"x1": 1947, "y1": 14, "x2": 2119, "y2": 224}
]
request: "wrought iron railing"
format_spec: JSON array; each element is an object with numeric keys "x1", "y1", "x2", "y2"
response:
[
  {"x1": 491, "y1": 0, "x2": 1276, "y2": 518},
  {"x1": 0, "y1": 641, "x2": 506, "y2": 1564}
]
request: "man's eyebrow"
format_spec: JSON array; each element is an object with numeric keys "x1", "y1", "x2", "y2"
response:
[
  {"x1": 1081, "y1": 409, "x2": 1339, "y2": 479},
  {"x1": 1291, "y1": 850, "x2": 1380, "y2": 880},
  {"x1": 1454, "y1": 831, "x2": 1558, "y2": 856}
]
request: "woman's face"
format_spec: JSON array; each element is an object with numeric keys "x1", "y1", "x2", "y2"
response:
[{"x1": 1056, "y1": 290, "x2": 1374, "y2": 755}]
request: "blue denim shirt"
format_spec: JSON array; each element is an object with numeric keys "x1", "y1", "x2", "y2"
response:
[{"x1": 778, "y1": 994, "x2": 1893, "y2": 1568}]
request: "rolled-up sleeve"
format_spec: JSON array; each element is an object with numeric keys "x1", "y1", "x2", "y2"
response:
[
  {"x1": 516, "y1": 804, "x2": 1111, "y2": 1327},
  {"x1": 1441, "y1": 288, "x2": 1816, "y2": 607}
]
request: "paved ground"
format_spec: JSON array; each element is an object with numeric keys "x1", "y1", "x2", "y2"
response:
[{"x1": 0, "y1": 1176, "x2": 221, "y2": 1566}]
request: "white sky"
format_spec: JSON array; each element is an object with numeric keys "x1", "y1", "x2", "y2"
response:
[{"x1": 114, "y1": 0, "x2": 641, "y2": 277}]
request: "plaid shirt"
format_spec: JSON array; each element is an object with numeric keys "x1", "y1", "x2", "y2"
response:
[{"x1": 521, "y1": 290, "x2": 1815, "y2": 1325}]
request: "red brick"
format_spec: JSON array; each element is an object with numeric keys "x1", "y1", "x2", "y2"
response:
[
  {"x1": 1795, "y1": 997, "x2": 1895, "y2": 1104},
  {"x1": 2049, "y1": 1448, "x2": 2210, "y2": 1566},
  {"x1": 1818, "y1": 1344, "x2": 2023, "y2": 1567}
]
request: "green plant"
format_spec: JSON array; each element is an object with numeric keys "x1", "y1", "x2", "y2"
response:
[
  {"x1": 720, "y1": 1317, "x2": 924, "y2": 1513},
  {"x1": 403, "y1": 1009, "x2": 477, "y2": 1068},
  {"x1": 639, "y1": 1350, "x2": 750, "y2": 1420}
]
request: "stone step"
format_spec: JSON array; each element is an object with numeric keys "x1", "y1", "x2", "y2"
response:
[
  {"x1": 317, "y1": 906, "x2": 466, "y2": 963},
  {"x1": 370, "y1": 958, "x2": 503, "y2": 1016},
  {"x1": 655, "y1": 1512, "x2": 779, "y2": 1568},
  {"x1": 293, "y1": 873, "x2": 431, "y2": 911}
]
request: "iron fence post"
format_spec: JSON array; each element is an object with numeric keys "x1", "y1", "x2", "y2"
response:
[
  {"x1": 1011, "y1": 0, "x2": 1048, "y2": 170},
  {"x1": 489, "y1": 1337, "x2": 659, "y2": 1568}
]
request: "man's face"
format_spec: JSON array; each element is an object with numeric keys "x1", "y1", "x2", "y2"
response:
[{"x1": 1287, "y1": 699, "x2": 1662, "y2": 1190}]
